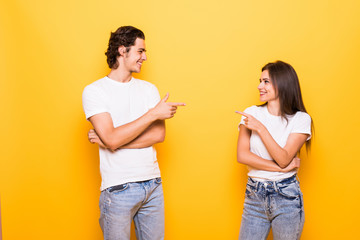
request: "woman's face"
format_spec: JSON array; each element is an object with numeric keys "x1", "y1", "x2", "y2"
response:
[{"x1": 258, "y1": 70, "x2": 278, "y2": 102}]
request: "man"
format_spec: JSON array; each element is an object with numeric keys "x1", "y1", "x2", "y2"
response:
[{"x1": 82, "y1": 26, "x2": 185, "y2": 240}]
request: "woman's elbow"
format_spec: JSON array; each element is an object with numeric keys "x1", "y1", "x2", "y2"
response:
[
  {"x1": 237, "y1": 152, "x2": 247, "y2": 164},
  {"x1": 277, "y1": 163, "x2": 288, "y2": 169},
  {"x1": 276, "y1": 157, "x2": 293, "y2": 169},
  {"x1": 275, "y1": 153, "x2": 294, "y2": 168}
]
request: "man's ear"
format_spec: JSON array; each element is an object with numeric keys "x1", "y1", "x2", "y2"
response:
[{"x1": 118, "y1": 46, "x2": 126, "y2": 56}]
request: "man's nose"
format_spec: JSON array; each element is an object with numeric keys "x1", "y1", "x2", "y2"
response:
[{"x1": 142, "y1": 52, "x2": 147, "y2": 61}]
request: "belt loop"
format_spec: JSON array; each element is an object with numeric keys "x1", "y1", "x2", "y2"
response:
[
  {"x1": 273, "y1": 180, "x2": 278, "y2": 192},
  {"x1": 256, "y1": 181, "x2": 259, "y2": 192}
]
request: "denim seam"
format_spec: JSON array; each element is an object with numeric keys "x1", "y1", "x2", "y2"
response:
[
  {"x1": 141, "y1": 183, "x2": 149, "y2": 204},
  {"x1": 103, "y1": 192, "x2": 110, "y2": 240},
  {"x1": 134, "y1": 215, "x2": 144, "y2": 240}
]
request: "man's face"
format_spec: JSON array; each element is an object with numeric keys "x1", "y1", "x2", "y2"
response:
[{"x1": 123, "y1": 38, "x2": 147, "y2": 73}]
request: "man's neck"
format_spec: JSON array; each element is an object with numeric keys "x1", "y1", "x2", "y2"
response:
[{"x1": 107, "y1": 68, "x2": 132, "y2": 83}]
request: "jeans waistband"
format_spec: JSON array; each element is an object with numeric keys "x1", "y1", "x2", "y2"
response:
[{"x1": 247, "y1": 174, "x2": 297, "y2": 190}]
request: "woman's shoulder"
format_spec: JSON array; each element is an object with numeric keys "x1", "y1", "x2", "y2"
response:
[
  {"x1": 243, "y1": 105, "x2": 264, "y2": 114},
  {"x1": 292, "y1": 111, "x2": 312, "y2": 125},
  {"x1": 294, "y1": 111, "x2": 311, "y2": 119}
]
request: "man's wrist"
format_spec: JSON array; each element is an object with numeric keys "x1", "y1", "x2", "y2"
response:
[{"x1": 145, "y1": 108, "x2": 158, "y2": 122}]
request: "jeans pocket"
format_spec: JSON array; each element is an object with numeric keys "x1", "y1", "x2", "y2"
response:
[
  {"x1": 277, "y1": 182, "x2": 300, "y2": 199},
  {"x1": 108, "y1": 183, "x2": 129, "y2": 194},
  {"x1": 245, "y1": 184, "x2": 256, "y2": 197},
  {"x1": 155, "y1": 177, "x2": 162, "y2": 184}
]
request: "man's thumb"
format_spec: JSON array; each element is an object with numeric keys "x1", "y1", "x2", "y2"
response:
[{"x1": 161, "y1": 93, "x2": 169, "y2": 102}]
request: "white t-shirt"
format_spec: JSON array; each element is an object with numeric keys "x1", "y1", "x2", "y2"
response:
[
  {"x1": 82, "y1": 76, "x2": 161, "y2": 191},
  {"x1": 239, "y1": 105, "x2": 312, "y2": 181}
]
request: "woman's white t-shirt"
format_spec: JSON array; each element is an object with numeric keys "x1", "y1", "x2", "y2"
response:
[{"x1": 239, "y1": 105, "x2": 312, "y2": 181}]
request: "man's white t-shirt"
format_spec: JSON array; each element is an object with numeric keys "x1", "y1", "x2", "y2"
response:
[
  {"x1": 82, "y1": 76, "x2": 161, "y2": 191},
  {"x1": 239, "y1": 105, "x2": 312, "y2": 181}
]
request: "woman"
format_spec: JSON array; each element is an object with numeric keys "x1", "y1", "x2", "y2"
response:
[{"x1": 236, "y1": 61, "x2": 312, "y2": 240}]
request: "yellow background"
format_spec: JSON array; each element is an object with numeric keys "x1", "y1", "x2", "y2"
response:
[{"x1": 1, "y1": 0, "x2": 360, "y2": 239}]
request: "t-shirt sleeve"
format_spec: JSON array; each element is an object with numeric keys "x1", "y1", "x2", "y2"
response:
[
  {"x1": 238, "y1": 105, "x2": 256, "y2": 130},
  {"x1": 292, "y1": 112, "x2": 312, "y2": 141},
  {"x1": 82, "y1": 85, "x2": 109, "y2": 120},
  {"x1": 147, "y1": 83, "x2": 161, "y2": 108}
]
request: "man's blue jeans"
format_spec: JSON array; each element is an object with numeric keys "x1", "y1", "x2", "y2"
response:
[
  {"x1": 99, "y1": 178, "x2": 164, "y2": 240},
  {"x1": 239, "y1": 175, "x2": 304, "y2": 240}
]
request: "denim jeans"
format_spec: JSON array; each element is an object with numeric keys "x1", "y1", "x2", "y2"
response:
[
  {"x1": 99, "y1": 178, "x2": 164, "y2": 240},
  {"x1": 239, "y1": 175, "x2": 304, "y2": 240}
]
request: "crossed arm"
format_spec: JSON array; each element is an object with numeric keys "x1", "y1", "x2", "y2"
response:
[
  {"x1": 237, "y1": 125, "x2": 300, "y2": 172},
  {"x1": 236, "y1": 111, "x2": 309, "y2": 172},
  {"x1": 89, "y1": 119, "x2": 165, "y2": 149},
  {"x1": 88, "y1": 93, "x2": 185, "y2": 151}
]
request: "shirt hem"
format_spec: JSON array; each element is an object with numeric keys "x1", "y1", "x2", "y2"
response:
[{"x1": 100, "y1": 173, "x2": 161, "y2": 191}]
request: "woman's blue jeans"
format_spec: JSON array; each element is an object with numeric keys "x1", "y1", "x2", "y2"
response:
[
  {"x1": 239, "y1": 175, "x2": 304, "y2": 240},
  {"x1": 99, "y1": 178, "x2": 164, "y2": 240}
]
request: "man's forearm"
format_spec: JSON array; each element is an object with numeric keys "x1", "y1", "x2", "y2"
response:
[
  {"x1": 120, "y1": 120, "x2": 165, "y2": 149},
  {"x1": 90, "y1": 110, "x2": 157, "y2": 151}
]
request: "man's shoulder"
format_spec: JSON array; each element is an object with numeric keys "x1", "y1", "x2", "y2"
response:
[
  {"x1": 85, "y1": 77, "x2": 107, "y2": 89},
  {"x1": 82, "y1": 77, "x2": 108, "y2": 98},
  {"x1": 133, "y1": 78, "x2": 157, "y2": 88}
]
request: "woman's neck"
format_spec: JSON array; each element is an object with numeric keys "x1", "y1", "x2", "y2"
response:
[{"x1": 267, "y1": 99, "x2": 281, "y2": 116}]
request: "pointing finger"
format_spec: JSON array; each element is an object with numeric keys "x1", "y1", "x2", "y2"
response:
[
  {"x1": 168, "y1": 102, "x2": 186, "y2": 106},
  {"x1": 235, "y1": 111, "x2": 249, "y2": 117}
]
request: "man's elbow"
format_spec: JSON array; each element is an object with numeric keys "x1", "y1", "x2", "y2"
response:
[
  {"x1": 156, "y1": 132, "x2": 165, "y2": 143},
  {"x1": 102, "y1": 141, "x2": 117, "y2": 151},
  {"x1": 102, "y1": 137, "x2": 122, "y2": 151},
  {"x1": 154, "y1": 126, "x2": 165, "y2": 143},
  {"x1": 108, "y1": 145, "x2": 118, "y2": 152}
]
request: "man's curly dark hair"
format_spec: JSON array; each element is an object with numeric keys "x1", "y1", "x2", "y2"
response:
[{"x1": 105, "y1": 26, "x2": 145, "y2": 69}]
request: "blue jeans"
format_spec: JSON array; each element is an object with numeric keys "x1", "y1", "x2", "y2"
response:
[
  {"x1": 99, "y1": 178, "x2": 164, "y2": 240},
  {"x1": 239, "y1": 175, "x2": 304, "y2": 240}
]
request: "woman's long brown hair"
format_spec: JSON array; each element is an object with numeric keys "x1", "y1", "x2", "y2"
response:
[{"x1": 261, "y1": 61, "x2": 314, "y2": 151}]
